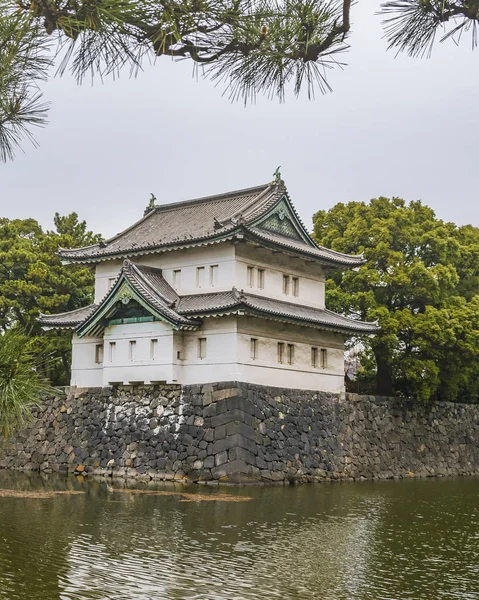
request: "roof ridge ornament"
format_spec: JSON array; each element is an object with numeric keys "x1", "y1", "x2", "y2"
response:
[
  {"x1": 272, "y1": 166, "x2": 282, "y2": 185},
  {"x1": 144, "y1": 193, "x2": 158, "y2": 217}
]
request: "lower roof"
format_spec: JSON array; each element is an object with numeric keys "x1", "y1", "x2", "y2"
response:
[{"x1": 39, "y1": 261, "x2": 378, "y2": 336}]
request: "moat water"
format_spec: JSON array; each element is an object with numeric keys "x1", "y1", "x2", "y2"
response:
[{"x1": 0, "y1": 472, "x2": 478, "y2": 600}]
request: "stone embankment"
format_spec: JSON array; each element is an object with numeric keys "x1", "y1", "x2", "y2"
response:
[{"x1": 1, "y1": 382, "x2": 478, "y2": 483}]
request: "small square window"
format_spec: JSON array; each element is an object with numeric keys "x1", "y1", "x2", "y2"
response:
[
  {"x1": 129, "y1": 340, "x2": 136, "y2": 361},
  {"x1": 251, "y1": 338, "x2": 258, "y2": 360},
  {"x1": 283, "y1": 275, "x2": 290, "y2": 295},
  {"x1": 247, "y1": 266, "x2": 254, "y2": 288},
  {"x1": 198, "y1": 337, "x2": 207, "y2": 359},
  {"x1": 108, "y1": 277, "x2": 116, "y2": 290},
  {"x1": 95, "y1": 344, "x2": 103, "y2": 364},
  {"x1": 108, "y1": 341, "x2": 116, "y2": 362},
  {"x1": 277, "y1": 342, "x2": 285, "y2": 364},
  {"x1": 210, "y1": 265, "x2": 218, "y2": 286},
  {"x1": 196, "y1": 267, "x2": 205, "y2": 288},
  {"x1": 150, "y1": 339, "x2": 158, "y2": 360},
  {"x1": 292, "y1": 277, "x2": 299, "y2": 297},
  {"x1": 257, "y1": 269, "x2": 265, "y2": 289},
  {"x1": 287, "y1": 344, "x2": 294, "y2": 365},
  {"x1": 173, "y1": 270, "x2": 181, "y2": 290},
  {"x1": 311, "y1": 347, "x2": 318, "y2": 368},
  {"x1": 320, "y1": 348, "x2": 327, "y2": 369}
]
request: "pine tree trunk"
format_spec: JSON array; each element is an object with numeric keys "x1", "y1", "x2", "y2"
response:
[{"x1": 374, "y1": 345, "x2": 394, "y2": 396}]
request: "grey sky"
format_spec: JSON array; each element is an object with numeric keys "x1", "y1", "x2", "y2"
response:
[{"x1": 1, "y1": 0, "x2": 478, "y2": 239}]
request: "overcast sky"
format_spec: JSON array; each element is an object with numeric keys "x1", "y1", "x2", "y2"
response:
[{"x1": 1, "y1": 0, "x2": 478, "y2": 239}]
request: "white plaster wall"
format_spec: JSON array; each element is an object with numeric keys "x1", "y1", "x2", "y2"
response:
[
  {"x1": 234, "y1": 244, "x2": 326, "y2": 308},
  {"x1": 235, "y1": 316, "x2": 345, "y2": 392},
  {"x1": 94, "y1": 244, "x2": 236, "y2": 302},
  {"x1": 102, "y1": 321, "x2": 175, "y2": 385},
  {"x1": 71, "y1": 334, "x2": 104, "y2": 388},
  {"x1": 179, "y1": 317, "x2": 241, "y2": 384},
  {"x1": 71, "y1": 315, "x2": 345, "y2": 392}
]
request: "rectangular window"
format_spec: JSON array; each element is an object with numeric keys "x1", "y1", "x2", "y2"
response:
[
  {"x1": 108, "y1": 277, "x2": 116, "y2": 289},
  {"x1": 196, "y1": 266, "x2": 205, "y2": 288},
  {"x1": 292, "y1": 277, "x2": 299, "y2": 297},
  {"x1": 287, "y1": 344, "x2": 295, "y2": 365},
  {"x1": 210, "y1": 265, "x2": 218, "y2": 286},
  {"x1": 108, "y1": 341, "x2": 116, "y2": 362},
  {"x1": 277, "y1": 342, "x2": 285, "y2": 364},
  {"x1": 283, "y1": 275, "x2": 290, "y2": 295},
  {"x1": 129, "y1": 340, "x2": 136, "y2": 361},
  {"x1": 257, "y1": 269, "x2": 265, "y2": 289},
  {"x1": 95, "y1": 344, "x2": 103, "y2": 364},
  {"x1": 320, "y1": 348, "x2": 328, "y2": 369},
  {"x1": 251, "y1": 338, "x2": 258, "y2": 360},
  {"x1": 150, "y1": 339, "x2": 158, "y2": 360},
  {"x1": 198, "y1": 337, "x2": 207, "y2": 359},
  {"x1": 247, "y1": 266, "x2": 254, "y2": 288},
  {"x1": 173, "y1": 269, "x2": 181, "y2": 290},
  {"x1": 311, "y1": 347, "x2": 318, "y2": 368}
]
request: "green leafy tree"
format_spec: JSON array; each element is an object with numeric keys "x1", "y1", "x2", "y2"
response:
[
  {"x1": 313, "y1": 197, "x2": 479, "y2": 402},
  {"x1": 1, "y1": 0, "x2": 479, "y2": 161},
  {"x1": 0, "y1": 328, "x2": 53, "y2": 441},
  {"x1": 0, "y1": 213, "x2": 101, "y2": 384}
]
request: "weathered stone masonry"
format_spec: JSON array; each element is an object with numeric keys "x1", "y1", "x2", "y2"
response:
[{"x1": 1, "y1": 382, "x2": 478, "y2": 483}]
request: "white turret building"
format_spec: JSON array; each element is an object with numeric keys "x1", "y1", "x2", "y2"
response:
[{"x1": 40, "y1": 177, "x2": 376, "y2": 391}]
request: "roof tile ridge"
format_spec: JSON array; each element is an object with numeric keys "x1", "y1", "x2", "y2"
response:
[
  {"x1": 39, "y1": 303, "x2": 97, "y2": 318},
  {"x1": 226, "y1": 184, "x2": 274, "y2": 223},
  {"x1": 323, "y1": 307, "x2": 379, "y2": 326},
  {"x1": 243, "y1": 292, "x2": 328, "y2": 313},
  {"x1": 152, "y1": 182, "x2": 272, "y2": 213},
  {"x1": 127, "y1": 260, "x2": 178, "y2": 307},
  {"x1": 246, "y1": 226, "x2": 364, "y2": 262}
]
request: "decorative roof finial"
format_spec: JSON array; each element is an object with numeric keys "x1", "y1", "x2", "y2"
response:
[
  {"x1": 272, "y1": 166, "x2": 282, "y2": 184},
  {"x1": 144, "y1": 193, "x2": 158, "y2": 217}
]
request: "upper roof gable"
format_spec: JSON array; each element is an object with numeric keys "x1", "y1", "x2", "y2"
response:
[
  {"x1": 250, "y1": 193, "x2": 315, "y2": 246},
  {"x1": 57, "y1": 176, "x2": 364, "y2": 268},
  {"x1": 59, "y1": 181, "x2": 280, "y2": 263}
]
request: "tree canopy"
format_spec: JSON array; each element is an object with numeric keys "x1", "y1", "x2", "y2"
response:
[
  {"x1": 0, "y1": 212, "x2": 101, "y2": 384},
  {"x1": 313, "y1": 197, "x2": 479, "y2": 402},
  {"x1": 1, "y1": 0, "x2": 479, "y2": 161}
]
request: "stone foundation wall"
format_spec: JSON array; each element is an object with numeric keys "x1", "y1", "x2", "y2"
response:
[{"x1": 1, "y1": 382, "x2": 478, "y2": 483}]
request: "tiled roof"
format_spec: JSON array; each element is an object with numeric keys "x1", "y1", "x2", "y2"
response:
[
  {"x1": 76, "y1": 261, "x2": 198, "y2": 337},
  {"x1": 57, "y1": 179, "x2": 363, "y2": 268},
  {"x1": 39, "y1": 304, "x2": 97, "y2": 329},
  {"x1": 244, "y1": 227, "x2": 365, "y2": 267},
  {"x1": 177, "y1": 289, "x2": 378, "y2": 334},
  {"x1": 58, "y1": 183, "x2": 280, "y2": 262}
]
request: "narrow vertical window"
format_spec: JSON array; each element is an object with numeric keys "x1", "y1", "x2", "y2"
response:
[
  {"x1": 198, "y1": 337, "x2": 207, "y2": 359},
  {"x1": 109, "y1": 341, "x2": 116, "y2": 362},
  {"x1": 292, "y1": 277, "x2": 299, "y2": 297},
  {"x1": 320, "y1": 348, "x2": 327, "y2": 369},
  {"x1": 257, "y1": 269, "x2": 265, "y2": 289},
  {"x1": 150, "y1": 339, "x2": 158, "y2": 360},
  {"x1": 173, "y1": 269, "x2": 181, "y2": 290},
  {"x1": 196, "y1": 266, "x2": 205, "y2": 288},
  {"x1": 283, "y1": 275, "x2": 290, "y2": 295},
  {"x1": 251, "y1": 338, "x2": 258, "y2": 360},
  {"x1": 95, "y1": 344, "x2": 103, "y2": 364},
  {"x1": 210, "y1": 265, "x2": 218, "y2": 286},
  {"x1": 129, "y1": 340, "x2": 136, "y2": 361},
  {"x1": 108, "y1": 277, "x2": 116, "y2": 289},
  {"x1": 287, "y1": 344, "x2": 295, "y2": 365},
  {"x1": 311, "y1": 347, "x2": 318, "y2": 368},
  {"x1": 277, "y1": 342, "x2": 284, "y2": 364},
  {"x1": 247, "y1": 266, "x2": 254, "y2": 288}
]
